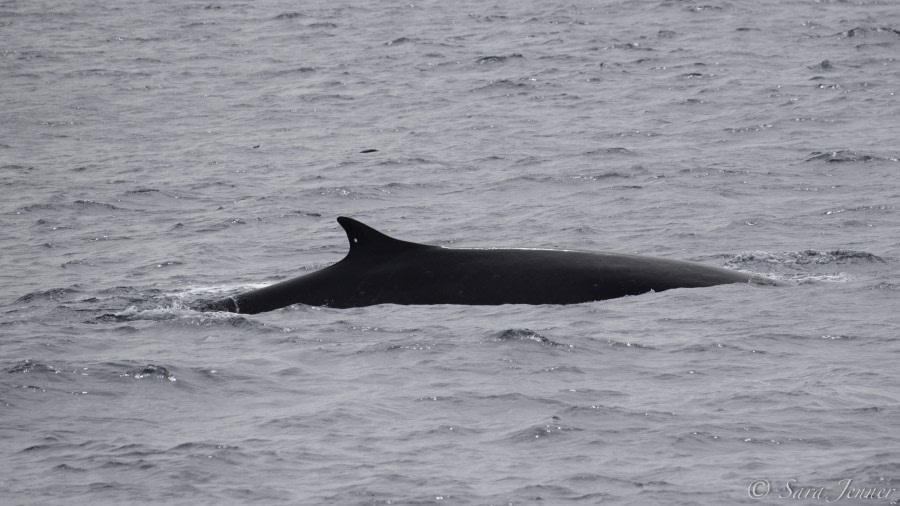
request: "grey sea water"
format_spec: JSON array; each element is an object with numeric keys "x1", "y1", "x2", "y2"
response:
[{"x1": 3, "y1": 0, "x2": 900, "y2": 504}]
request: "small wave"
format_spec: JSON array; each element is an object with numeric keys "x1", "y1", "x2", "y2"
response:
[
  {"x1": 471, "y1": 79, "x2": 535, "y2": 92},
  {"x1": 604, "y1": 339, "x2": 655, "y2": 351},
  {"x1": 7, "y1": 359, "x2": 60, "y2": 374},
  {"x1": 727, "y1": 249, "x2": 887, "y2": 267},
  {"x1": 73, "y1": 199, "x2": 121, "y2": 210},
  {"x1": 94, "y1": 304, "x2": 251, "y2": 325},
  {"x1": 273, "y1": 12, "x2": 303, "y2": 20},
  {"x1": 581, "y1": 147, "x2": 635, "y2": 156},
  {"x1": 724, "y1": 123, "x2": 774, "y2": 134},
  {"x1": 824, "y1": 204, "x2": 895, "y2": 215},
  {"x1": 385, "y1": 36, "x2": 414, "y2": 46},
  {"x1": 493, "y1": 329, "x2": 572, "y2": 348},
  {"x1": 837, "y1": 26, "x2": 900, "y2": 38},
  {"x1": 356, "y1": 339, "x2": 441, "y2": 354},
  {"x1": 16, "y1": 287, "x2": 80, "y2": 303},
  {"x1": 805, "y1": 149, "x2": 896, "y2": 163},
  {"x1": 10, "y1": 202, "x2": 56, "y2": 214},
  {"x1": 476, "y1": 53, "x2": 523, "y2": 64},
  {"x1": 174, "y1": 283, "x2": 268, "y2": 300},
  {"x1": 808, "y1": 59, "x2": 835, "y2": 71},
  {"x1": 502, "y1": 421, "x2": 583, "y2": 442},
  {"x1": 122, "y1": 364, "x2": 176, "y2": 382}
]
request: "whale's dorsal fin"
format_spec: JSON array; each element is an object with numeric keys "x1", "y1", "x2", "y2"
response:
[{"x1": 337, "y1": 217, "x2": 428, "y2": 260}]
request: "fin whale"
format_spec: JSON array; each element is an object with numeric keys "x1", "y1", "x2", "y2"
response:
[{"x1": 201, "y1": 217, "x2": 759, "y2": 314}]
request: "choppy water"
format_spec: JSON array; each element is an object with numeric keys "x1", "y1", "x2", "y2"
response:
[{"x1": 3, "y1": 0, "x2": 900, "y2": 504}]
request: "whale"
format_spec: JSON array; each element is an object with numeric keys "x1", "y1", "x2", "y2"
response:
[{"x1": 199, "y1": 217, "x2": 763, "y2": 314}]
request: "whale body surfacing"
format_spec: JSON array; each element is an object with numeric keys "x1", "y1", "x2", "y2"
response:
[{"x1": 201, "y1": 217, "x2": 758, "y2": 314}]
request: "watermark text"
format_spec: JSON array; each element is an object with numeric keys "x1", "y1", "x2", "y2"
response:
[{"x1": 748, "y1": 479, "x2": 896, "y2": 502}]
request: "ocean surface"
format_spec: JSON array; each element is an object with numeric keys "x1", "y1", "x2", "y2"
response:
[{"x1": 3, "y1": 0, "x2": 900, "y2": 504}]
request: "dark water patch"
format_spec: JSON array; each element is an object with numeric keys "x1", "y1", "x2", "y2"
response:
[
  {"x1": 476, "y1": 53, "x2": 523, "y2": 64},
  {"x1": 824, "y1": 204, "x2": 895, "y2": 215},
  {"x1": 674, "y1": 430, "x2": 724, "y2": 446},
  {"x1": 356, "y1": 339, "x2": 441, "y2": 354},
  {"x1": 672, "y1": 343, "x2": 728, "y2": 353},
  {"x1": 809, "y1": 59, "x2": 835, "y2": 71},
  {"x1": 816, "y1": 334, "x2": 853, "y2": 341},
  {"x1": 1, "y1": 164, "x2": 33, "y2": 171},
  {"x1": 196, "y1": 218, "x2": 247, "y2": 232},
  {"x1": 254, "y1": 66, "x2": 316, "y2": 79},
  {"x1": 582, "y1": 147, "x2": 635, "y2": 156},
  {"x1": 8, "y1": 359, "x2": 60, "y2": 374},
  {"x1": 122, "y1": 364, "x2": 175, "y2": 382},
  {"x1": 838, "y1": 26, "x2": 900, "y2": 38},
  {"x1": 512, "y1": 155, "x2": 552, "y2": 167},
  {"x1": 841, "y1": 460, "x2": 900, "y2": 486},
  {"x1": 487, "y1": 172, "x2": 578, "y2": 189},
  {"x1": 184, "y1": 20, "x2": 218, "y2": 28},
  {"x1": 604, "y1": 339, "x2": 655, "y2": 351},
  {"x1": 133, "y1": 260, "x2": 184, "y2": 273},
  {"x1": 61, "y1": 259, "x2": 93, "y2": 269},
  {"x1": 761, "y1": 332, "x2": 852, "y2": 342},
  {"x1": 570, "y1": 172, "x2": 631, "y2": 182},
  {"x1": 11, "y1": 384, "x2": 46, "y2": 393},
  {"x1": 471, "y1": 79, "x2": 535, "y2": 92},
  {"x1": 62, "y1": 68, "x2": 152, "y2": 80},
  {"x1": 11, "y1": 202, "x2": 56, "y2": 214},
  {"x1": 168, "y1": 441, "x2": 240, "y2": 454},
  {"x1": 300, "y1": 93, "x2": 355, "y2": 102},
  {"x1": 378, "y1": 181, "x2": 430, "y2": 192},
  {"x1": 683, "y1": 167, "x2": 749, "y2": 178},
  {"x1": 52, "y1": 463, "x2": 87, "y2": 473},
  {"x1": 612, "y1": 129, "x2": 661, "y2": 138},
  {"x1": 16, "y1": 286, "x2": 80, "y2": 303},
  {"x1": 73, "y1": 199, "x2": 121, "y2": 210},
  {"x1": 385, "y1": 36, "x2": 414, "y2": 46},
  {"x1": 375, "y1": 156, "x2": 445, "y2": 168},
  {"x1": 98, "y1": 286, "x2": 156, "y2": 297},
  {"x1": 725, "y1": 123, "x2": 774, "y2": 134},
  {"x1": 469, "y1": 13, "x2": 508, "y2": 22},
  {"x1": 502, "y1": 421, "x2": 583, "y2": 442},
  {"x1": 687, "y1": 4, "x2": 723, "y2": 12},
  {"x1": 415, "y1": 394, "x2": 464, "y2": 403},
  {"x1": 273, "y1": 12, "x2": 304, "y2": 20},
  {"x1": 538, "y1": 365, "x2": 584, "y2": 374},
  {"x1": 509, "y1": 483, "x2": 582, "y2": 501},
  {"x1": 602, "y1": 42, "x2": 653, "y2": 51},
  {"x1": 493, "y1": 328, "x2": 571, "y2": 348},
  {"x1": 91, "y1": 313, "x2": 128, "y2": 323},
  {"x1": 806, "y1": 150, "x2": 893, "y2": 163},
  {"x1": 42, "y1": 119, "x2": 81, "y2": 128}
]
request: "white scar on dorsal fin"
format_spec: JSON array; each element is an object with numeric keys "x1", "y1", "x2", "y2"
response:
[{"x1": 336, "y1": 217, "x2": 430, "y2": 260}]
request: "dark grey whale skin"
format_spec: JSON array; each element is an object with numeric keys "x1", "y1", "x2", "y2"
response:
[{"x1": 202, "y1": 217, "x2": 758, "y2": 314}]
